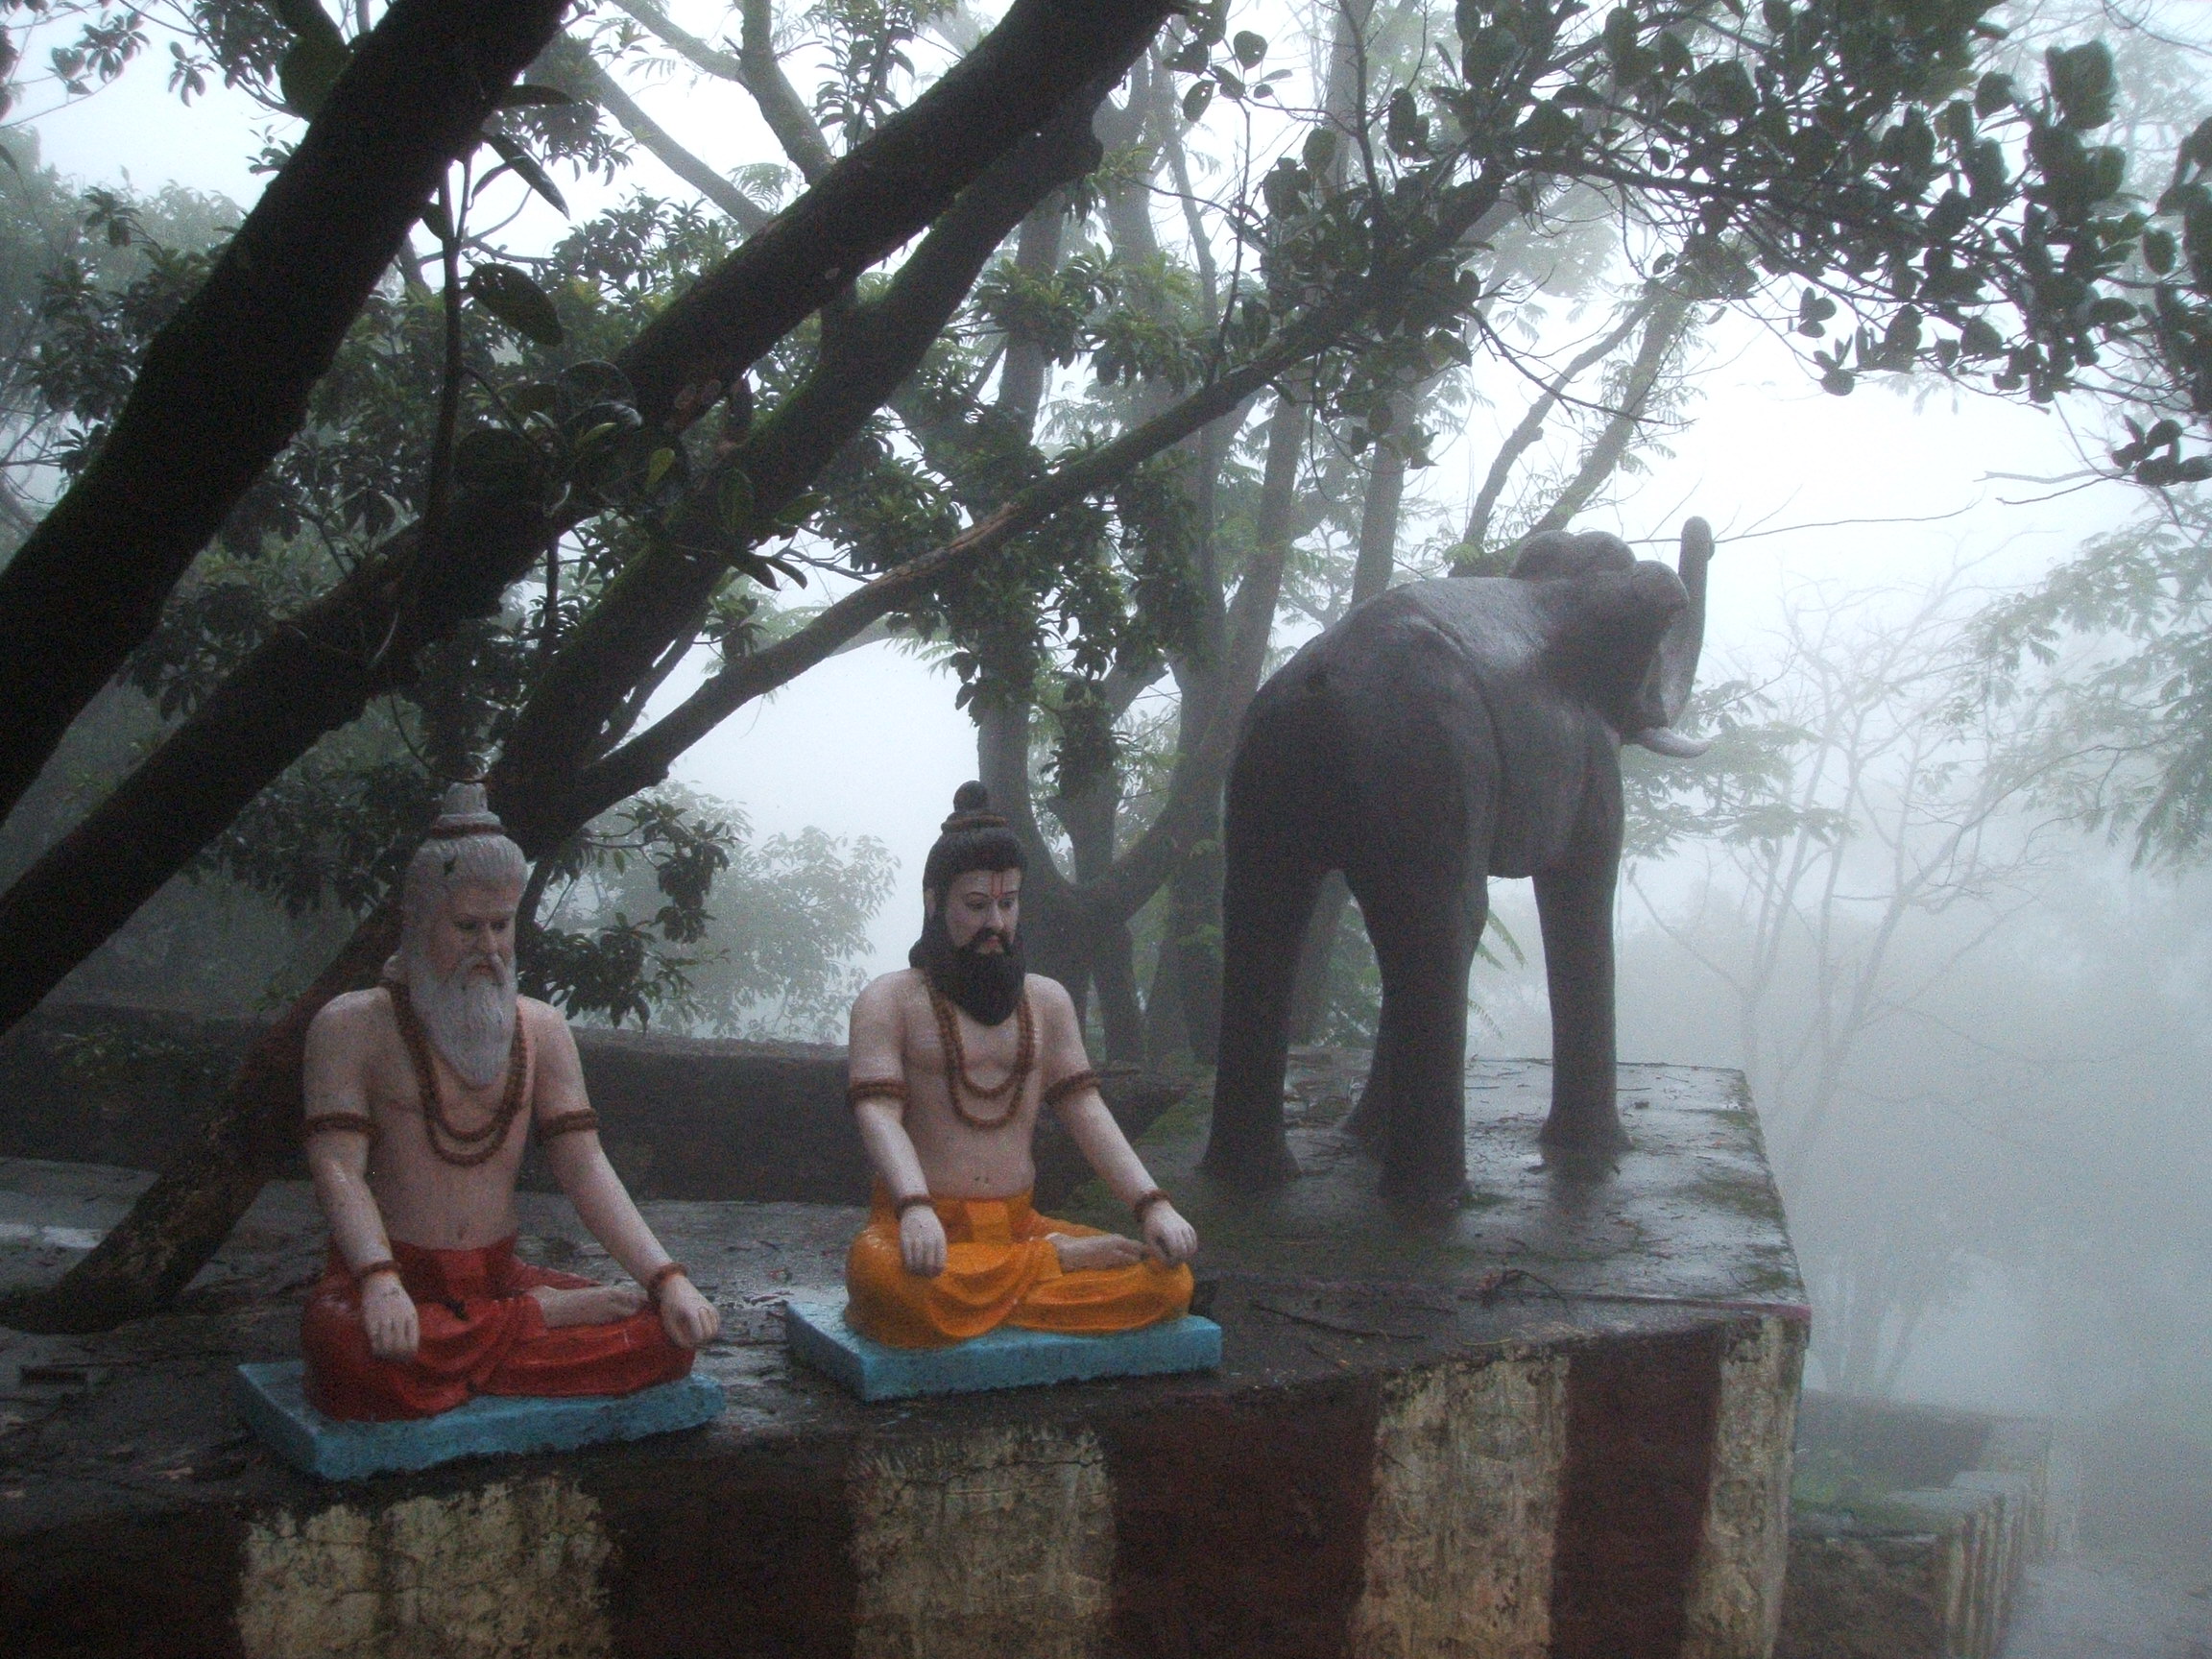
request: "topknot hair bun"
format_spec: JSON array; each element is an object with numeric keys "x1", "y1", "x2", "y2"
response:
[
  {"x1": 427, "y1": 781, "x2": 508, "y2": 840},
  {"x1": 940, "y1": 780, "x2": 1009, "y2": 834}
]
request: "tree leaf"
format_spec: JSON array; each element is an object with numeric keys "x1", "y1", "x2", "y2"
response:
[
  {"x1": 718, "y1": 467, "x2": 756, "y2": 535},
  {"x1": 482, "y1": 131, "x2": 569, "y2": 217},
  {"x1": 276, "y1": 25, "x2": 350, "y2": 119},
  {"x1": 465, "y1": 263, "x2": 565, "y2": 346},
  {"x1": 1231, "y1": 31, "x2": 1267, "y2": 67},
  {"x1": 1183, "y1": 81, "x2": 1214, "y2": 122}
]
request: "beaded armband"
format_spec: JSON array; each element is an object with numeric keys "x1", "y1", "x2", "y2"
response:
[
  {"x1": 895, "y1": 1193, "x2": 936, "y2": 1218},
  {"x1": 1131, "y1": 1188, "x2": 1172, "y2": 1222},
  {"x1": 303, "y1": 1111, "x2": 375, "y2": 1139},
  {"x1": 352, "y1": 1258, "x2": 399, "y2": 1286},
  {"x1": 645, "y1": 1262, "x2": 689, "y2": 1305},
  {"x1": 848, "y1": 1077, "x2": 908, "y2": 1109},
  {"x1": 1040, "y1": 1070, "x2": 1101, "y2": 1111},
  {"x1": 538, "y1": 1109, "x2": 600, "y2": 1140}
]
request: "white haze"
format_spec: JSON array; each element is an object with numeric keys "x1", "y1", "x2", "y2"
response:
[{"x1": 22, "y1": 3, "x2": 2208, "y2": 1439}]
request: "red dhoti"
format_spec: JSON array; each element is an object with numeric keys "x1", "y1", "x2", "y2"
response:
[{"x1": 301, "y1": 1237, "x2": 692, "y2": 1421}]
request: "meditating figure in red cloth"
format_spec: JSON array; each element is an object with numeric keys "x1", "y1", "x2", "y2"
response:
[
  {"x1": 844, "y1": 783, "x2": 1198, "y2": 1349},
  {"x1": 299, "y1": 783, "x2": 719, "y2": 1421}
]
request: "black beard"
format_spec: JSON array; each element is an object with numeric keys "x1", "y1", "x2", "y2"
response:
[{"x1": 910, "y1": 919, "x2": 1026, "y2": 1025}]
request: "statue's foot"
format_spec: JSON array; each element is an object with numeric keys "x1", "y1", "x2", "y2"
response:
[
  {"x1": 1048, "y1": 1233, "x2": 1146, "y2": 1273},
  {"x1": 530, "y1": 1283, "x2": 648, "y2": 1328}
]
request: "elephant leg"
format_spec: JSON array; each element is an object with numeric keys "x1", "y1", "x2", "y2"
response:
[
  {"x1": 1533, "y1": 848, "x2": 1630, "y2": 1155},
  {"x1": 1353, "y1": 865, "x2": 1486, "y2": 1205},
  {"x1": 1201, "y1": 830, "x2": 1325, "y2": 1191},
  {"x1": 1345, "y1": 1035, "x2": 1387, "y2": 1144}
]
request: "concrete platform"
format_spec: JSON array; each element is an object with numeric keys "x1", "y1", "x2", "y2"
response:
[
  {"x1": 233, "y1": 1362, "x2": 727, "y2": 1480},
  {"x1": 785, "y1": 1294, "x2": 1222, "y2": 1401},
  {"x1": 0, "y1": 1055, "x2": 1807, "y2": 1659}
]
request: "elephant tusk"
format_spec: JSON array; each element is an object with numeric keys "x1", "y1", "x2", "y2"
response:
[{"x1": 1629, "y1": 726, "x2": 1711, "y2": 758}]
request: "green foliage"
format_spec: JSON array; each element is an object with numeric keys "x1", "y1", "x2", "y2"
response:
[
  {"x1": 1622, "y1": 683, "x2": 1846, "y2": 862},
  {"x1": 1972, "y1": 496, "x2": 2212, "y2": 864},
  {"x1": 530, "y1": 785, "x2": 896, "y2": 1039}
]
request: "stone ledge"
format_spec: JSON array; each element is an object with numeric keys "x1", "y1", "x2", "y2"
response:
[
  {"x1": 0, "y1": 1001, "x2": 1186, "y2": 1208},
  {"x1": 3, "y1": 1058, "x2": 1809, "y2": 1659},
  {"x1": 1778, "y1": 1392, "x2": 2070, "y2": 1659}
]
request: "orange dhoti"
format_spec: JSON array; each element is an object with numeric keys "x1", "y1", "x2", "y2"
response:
[
  {"x1": 301, "y1": 1237, "x2": 692, "y2": 1421},
  {"x1": 846, "y1": 1188, "x2": 1192, "y2": 1350}
]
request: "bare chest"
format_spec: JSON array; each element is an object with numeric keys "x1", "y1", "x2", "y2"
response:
[
  {"x1": 902, "y1": 988, "x2": 1040, "y2": 1120},
  {"x1": 365, "y1": 1033, "x2": 537, "y2": 1172}
]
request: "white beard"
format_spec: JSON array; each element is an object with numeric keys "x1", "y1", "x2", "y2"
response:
[{"x1": 403, "y1": 949, "x2": 518, "y2": 1089}]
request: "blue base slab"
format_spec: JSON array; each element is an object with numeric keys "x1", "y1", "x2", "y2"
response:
[
  {"x1": 233, "y1": 1360, "x2": 725, "y2": 1480},
  {"x1": 784, "y1": 1294, "x2": 1222, "y2": 1402}
]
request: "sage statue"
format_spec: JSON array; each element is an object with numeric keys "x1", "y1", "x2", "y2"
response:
[
  {"x1": 1203, "y1": 518, "x2": 1716, "y2": 1207},
  {"x1": 299, "y1": 783, "x2": 719, "y2": 1419},
  {"x1": 843, "y1": 784, "x2": 1198, "y2": 1347}
]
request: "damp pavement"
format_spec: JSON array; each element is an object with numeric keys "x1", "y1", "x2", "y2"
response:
[
  {"x1": 2003, "y1": 1404, "x2": 2212, "y2": 1659},
  {"x1": 2003, "y1": 1558, "x2": 2212, "y2": 1659}
]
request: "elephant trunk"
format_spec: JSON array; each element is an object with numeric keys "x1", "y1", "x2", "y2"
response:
[{"x1": 1627, "y1": 517, "x2": 1715, "y2": 757}]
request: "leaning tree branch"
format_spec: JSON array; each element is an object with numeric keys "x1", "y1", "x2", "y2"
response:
[
  {"x1": 0, "y1": 0, "x2": 1180, "y2": 1048},
  {"x1": 575, "y1": 45, "x2": 773, "y2": 231},
  {"x1": 739, "y1": 0, "x2": 835, "y2": 183},
  {"x1": 1464, "y1": 292, "x2": 1655, "y2": 554},
  {"x1": 0, "y1": 0, "x2": 572, "y2": 830},
  {"x1": 613, "y1": 0, "x2": 1174, "y2": 428},
  {"x1": 490, "y1": 82, "x2": 1124, "y2": 847},
  {"x1": 1530, "y1": 288, "x2": 1698, "y2": 536}
]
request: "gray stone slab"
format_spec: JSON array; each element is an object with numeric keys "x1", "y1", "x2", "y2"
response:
[
  {"x1": 1050, "y1": 1055, "x2": 1807, "y2": 1308},
  {"x1": 784, "y1": 1293, "x2": 1222, "y2": 1401},
  {"x1": 233, "y1": 1360, "x2": 726, "y2": 1480}
]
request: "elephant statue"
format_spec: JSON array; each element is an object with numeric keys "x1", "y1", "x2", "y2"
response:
[{"x1": 1201, "y1": 517, "x2": 1716, "y2": 1208}]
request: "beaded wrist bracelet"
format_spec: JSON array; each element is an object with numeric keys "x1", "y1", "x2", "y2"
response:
[
  {"x1": 895, "y1": 1193, "x2": 936, "y2": 1217},
  {"x1": 352, "y1": 1258, "x2": 399, "y2": 1287},
  {"x1": 1131, "y1": 1188, "x2": 1172, "y2": 1222},
  {"x1": 645, "y1": 1262, "x2": 690, "y2": 1304}
]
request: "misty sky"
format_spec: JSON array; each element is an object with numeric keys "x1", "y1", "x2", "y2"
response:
[{"x1": 11, "y1": 3, "x2": 2209, "y2": 1427}]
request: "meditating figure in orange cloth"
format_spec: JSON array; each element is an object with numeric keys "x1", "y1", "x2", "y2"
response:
[
  {"x1": 845, "y1": 783, "x2": 1197, "y2": 1349},
  {"x1": 299, "y1": 783, "x2": 720, "y2": 1421}
]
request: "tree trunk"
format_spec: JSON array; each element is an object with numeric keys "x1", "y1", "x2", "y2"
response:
[
  {"x1": 0, "y1": 68, "x2": 1126, "y2": 1045},
  {"x1": 0, "y1": 0, "x2": 571, "y2": 830},
  {"x1": 0, "y1": 905, "x2": 401, "y2": 1334}
]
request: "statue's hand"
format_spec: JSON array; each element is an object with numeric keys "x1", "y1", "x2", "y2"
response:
[
  {"x1": 658, "y1": 1277, "x2": 721, "y2": 1349},
  {"x1": 360, "y1": 1273, "x2": 420, "y2": 1361},
  {"x1": 1141, "y1": 1202, "x2": 1198, "y2": 1267},
  {"x1": 900, "y1": 1206, "x2": 949, "y2": 1278}
]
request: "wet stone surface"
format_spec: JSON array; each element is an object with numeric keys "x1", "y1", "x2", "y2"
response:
[
  {"x1": 1054, "y1": 1055, "x2": 1804, "y2": 1308},
  {"x1": 0, "y1": 1055, "x2": 1801, "y2": 1545}
]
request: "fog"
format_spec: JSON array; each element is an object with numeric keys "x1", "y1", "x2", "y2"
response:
[{"x1": 10, "y1": 0, "x2": 2208, "y2": 1474}]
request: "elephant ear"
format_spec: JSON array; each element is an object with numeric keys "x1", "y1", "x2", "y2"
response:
[{"x1": 1625, "y1": 517, "x2": 1715, "y2": 757}]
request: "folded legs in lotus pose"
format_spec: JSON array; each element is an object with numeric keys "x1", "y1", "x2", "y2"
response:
[
  {"x1": 299, "y1": 784, "x2": 720, "y2": 1421},
  {"x1": 844, "y1": 783, "x2": 1197, "y2": 1349}
]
